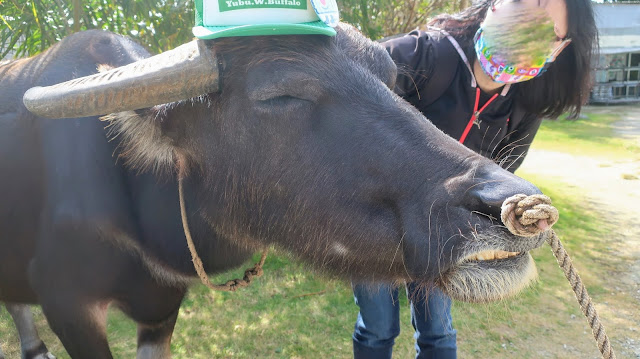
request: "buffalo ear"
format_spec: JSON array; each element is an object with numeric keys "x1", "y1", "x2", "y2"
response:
[
  {"x1": 335, "y1": 23, "x2": 397, "y2": 89},
  {"x1": 24, "y1": 40, "x2": 220, "y2": 119}
]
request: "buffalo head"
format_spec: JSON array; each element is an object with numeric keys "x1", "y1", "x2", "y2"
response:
[{"x1": 23, "y1": 24, "x2": 548, "y2": 303}]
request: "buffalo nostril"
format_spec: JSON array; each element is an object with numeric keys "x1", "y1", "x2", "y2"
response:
[{"x1": 469, "y1": 165, "x2": 542, "y2": 219}]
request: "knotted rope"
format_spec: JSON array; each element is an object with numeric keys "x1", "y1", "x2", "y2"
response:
[
  {"x1": 501, "y1": 194, "x2": 559, "y2": 236},
  {"x1": 178, "y1": 175, "x2": 267, "y2": 292},
  {"x1": 501, "y1": 194, "x2": 616, "y2": 359}
]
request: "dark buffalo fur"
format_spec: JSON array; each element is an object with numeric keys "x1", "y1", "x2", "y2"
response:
[{"x1": 0, "y1": 24, "x2": 544, "y2": 358}]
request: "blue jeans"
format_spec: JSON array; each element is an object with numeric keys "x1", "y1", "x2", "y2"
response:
[{"x1": 352, "y1": 283, "x2": 457, "y2": 359}]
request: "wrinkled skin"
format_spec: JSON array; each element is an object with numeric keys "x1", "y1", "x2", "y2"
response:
[{"x1": 0, "y1": 24, "x2": 546, "y2": 358}]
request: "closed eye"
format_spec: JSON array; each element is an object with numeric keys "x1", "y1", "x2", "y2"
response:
[
  {"x1": 258, "y1": 95, "x2": 308, "y2": 106},
  {"x1": 246, "y1": 67, "x2": 323, "y2": 114},
  {"x1": 253, "y1": 95, "x2": 313, "y2": 115}
]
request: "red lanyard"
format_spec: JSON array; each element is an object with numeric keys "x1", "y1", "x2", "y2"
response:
[{"x1": 459, "y1": 87, "x2": 498, "y2": 144}]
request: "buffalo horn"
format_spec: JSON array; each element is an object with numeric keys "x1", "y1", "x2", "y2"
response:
[{"x1": 23, "y1": 40, "x2": 219, "y2": 119}]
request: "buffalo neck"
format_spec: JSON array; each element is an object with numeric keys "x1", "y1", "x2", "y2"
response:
[{"x1": 122, "y1": 160, "x2": 253, "y2": 279}]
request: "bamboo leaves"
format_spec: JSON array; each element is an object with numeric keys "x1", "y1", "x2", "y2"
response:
[{"x1": 0, "y1": 0, "x2": 195, "y2": 59}]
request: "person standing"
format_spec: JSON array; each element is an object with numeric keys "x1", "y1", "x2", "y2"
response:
[{"x1": 352, "y1": 0, "x2": 598, "y2": 358}]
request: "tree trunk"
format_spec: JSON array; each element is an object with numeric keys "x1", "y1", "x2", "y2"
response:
[{"x1": 73, "y1": 0, "x2": 81, "y2": 32}]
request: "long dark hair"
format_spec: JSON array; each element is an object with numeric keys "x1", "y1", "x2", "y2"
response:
[{"x1": 428, "y1": 0, "x2": 598, "y2": 119}]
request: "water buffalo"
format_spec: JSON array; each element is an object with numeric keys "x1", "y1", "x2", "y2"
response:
[{"x1": 0, "y1": 23, "x2": 547, "y2": 358}]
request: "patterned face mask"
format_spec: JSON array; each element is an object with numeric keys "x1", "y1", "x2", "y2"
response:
[{"x1": 473, "y1": 4, "x2": 571, "y2": 84}]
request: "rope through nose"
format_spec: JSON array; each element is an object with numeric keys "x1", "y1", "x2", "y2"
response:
[
  {"x1": 500, "y1": 194, "x2": 559, "y2": 237},
  {"x1": 501, "y1": 194, "x2": 616, "y2": 359}
]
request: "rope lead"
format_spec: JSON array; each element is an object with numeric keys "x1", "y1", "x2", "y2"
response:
[{"x1": 501, "y1": 194, "x2": 616, "y2": 359}]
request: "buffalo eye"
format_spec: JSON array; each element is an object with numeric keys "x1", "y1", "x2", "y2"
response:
[
  {"x1": 257, "y1": 94, "x2": 310, "y2": 107},
  {"x1": 252, "y1": 94, "x2": 313, "y2": 115},
  {"x1": 247, "y1": 66, "x2": 322, "y2": 116}
]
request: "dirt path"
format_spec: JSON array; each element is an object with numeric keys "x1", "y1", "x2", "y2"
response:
[
  {"x1": 519, "y1": 105, "x2": 640, "y2": 358},
  {"x1": 594, "y1": 105, "x2": 640, "y2": 146}
]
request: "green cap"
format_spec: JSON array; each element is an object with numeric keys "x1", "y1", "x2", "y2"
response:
[{"x1": 193, "y1": 0, "x2": 339, "y2": 39}]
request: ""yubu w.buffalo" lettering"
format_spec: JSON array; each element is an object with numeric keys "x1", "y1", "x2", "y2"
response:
[{"x1": 220, "y1": 0, "x2": 304, "y2": 12}]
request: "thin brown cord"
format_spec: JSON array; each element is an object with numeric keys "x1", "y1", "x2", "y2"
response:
[
  {"x1": 178, "y1": 174, "x2": 267, "y2": 292},
  {"x1": 501, "y1": 194, "x2": 616, "y2": 359}
]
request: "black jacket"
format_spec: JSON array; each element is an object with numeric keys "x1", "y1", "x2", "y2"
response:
[{"x1": 382, "y1": 29, "x2": 543, "y2": 173}]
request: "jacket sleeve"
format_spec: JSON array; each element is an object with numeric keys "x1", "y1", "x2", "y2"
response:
[
  {"x1": 381, "y1": 30, "x2": 438, "y2": 98},
  {"x1": 493, "y1": 112, "x2": 543, "y2": 173}
]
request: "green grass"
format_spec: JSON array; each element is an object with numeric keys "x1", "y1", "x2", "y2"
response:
[
  {"x1": 0, "y1": 109, "x2": 635, "y2": 358},
  {"x1": 531, "y1": 112, "x2": 640, "y2": 160}
]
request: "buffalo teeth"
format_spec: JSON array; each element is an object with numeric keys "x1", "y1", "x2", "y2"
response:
[{"x1": 466, "y1": 250, "x2": 520, "y2": 261}]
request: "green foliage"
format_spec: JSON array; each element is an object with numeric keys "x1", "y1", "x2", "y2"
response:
[
  {"x1": 0, "y1": 0, "x2": 194, "y2": 58},
  {"x1": 337, "y1": 0, "x2": 465, "y2": 40},
  {"x1": 1, "y1": 0, "x2": 470, "y2": 58}
]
